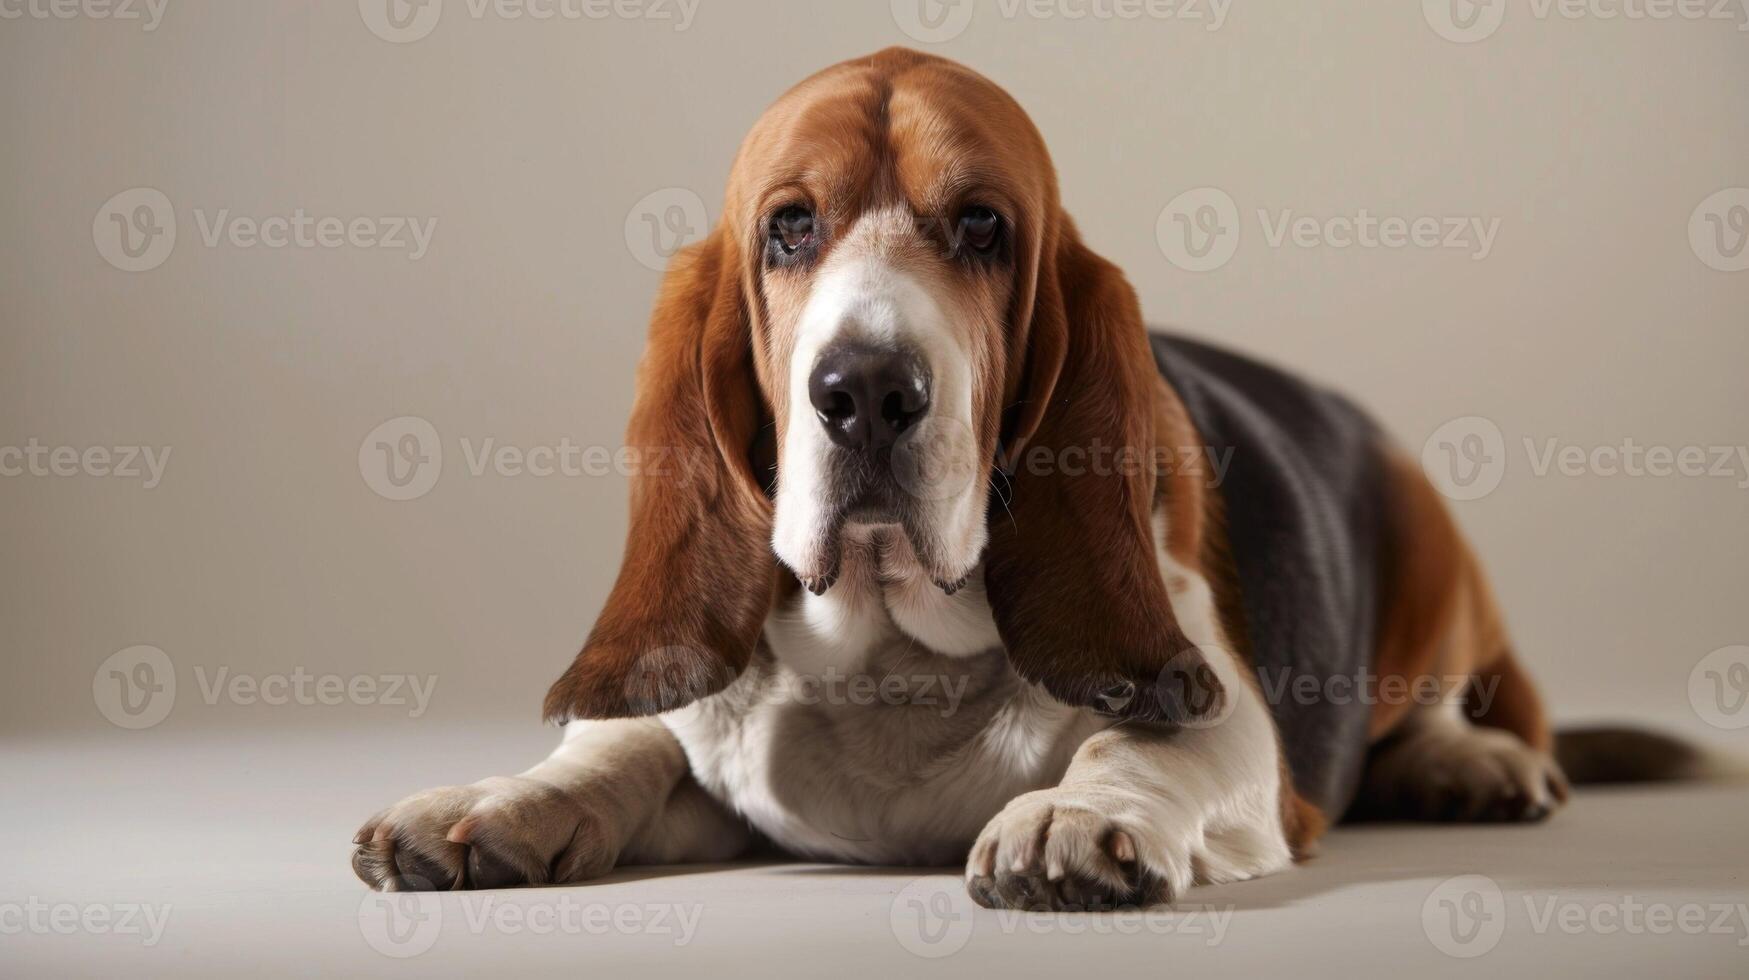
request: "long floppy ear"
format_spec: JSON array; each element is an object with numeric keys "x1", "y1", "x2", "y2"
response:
[
  {"x1": 543, "y1": 230, "x2": 777, "y2": 723},
  {"x1": 983, "y1": 218, "x2": 1227, "y2": 726}
]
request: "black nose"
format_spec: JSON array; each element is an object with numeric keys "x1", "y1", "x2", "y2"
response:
[{"x1": 808, "y1": 345, "x2": 931, "y2": 452}]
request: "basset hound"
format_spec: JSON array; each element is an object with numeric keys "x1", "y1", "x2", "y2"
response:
[{"x1": 352, "y1": 48, "x2": 1705, "y2": 911}]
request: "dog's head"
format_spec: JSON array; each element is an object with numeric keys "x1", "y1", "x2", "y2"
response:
[{"x1": 544, "y1": 48, "x2": 1225, "y2": 726}]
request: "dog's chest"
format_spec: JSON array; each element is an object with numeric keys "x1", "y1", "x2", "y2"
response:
[{"x1": 664, "y1": 544, "x2": 1108, "y2": 865}]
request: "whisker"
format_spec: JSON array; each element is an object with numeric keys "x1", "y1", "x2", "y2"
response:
[{"x1": 988, "y1": 471, "x2": 1017, "y2": 532}]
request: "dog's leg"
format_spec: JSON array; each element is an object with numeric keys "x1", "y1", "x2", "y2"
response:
[
  {"x1": 1358, "y1": 451, "x2": 1567, "y2": 823},
  {"x1": 965, "y1": 561, "x2": 1295, "y2": 910},
  {"x1": 963, "y1": 678, "x2": 1293, "y2": 909},
  {"x1": 352, "y1": 717, "x2": 751, "y2": 891},
  {"x1": 1351, "y1": 689, "x2": 1569, "y2": 824}
]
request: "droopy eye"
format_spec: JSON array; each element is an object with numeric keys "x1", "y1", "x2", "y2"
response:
[
  {"x1": 957, "y1": 206, "x2": 1001, "y2": 254},
  {"x1": 770, "y1": 205, "x2": 814, "y2": 254}
]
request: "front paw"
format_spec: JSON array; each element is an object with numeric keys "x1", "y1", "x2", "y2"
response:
[
  {"x1": 351, "y1": 776, "x2": 615, "y2": 891},
  {"x1": 964, "y1": 789, "x2": 1195, "y2": 911}
]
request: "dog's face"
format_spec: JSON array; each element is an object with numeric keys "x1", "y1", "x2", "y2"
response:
[
  {"x1": 725, "y1": 57, "x2": 1055, "y2": 594},
  {"x1": 545, "y1": 49, "x2": 1226, "y2": 728}
]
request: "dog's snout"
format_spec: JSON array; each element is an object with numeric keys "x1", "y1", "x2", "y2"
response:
[{"x1": 808, "y1": 345, "x2": 931, "y2": 452}]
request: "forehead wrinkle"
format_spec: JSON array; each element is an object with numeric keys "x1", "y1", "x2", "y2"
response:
[
  {"x1": 734, "y1": 51, "x2": 1050, "y2": 209},
  {"x1": 886, "y1": 90, "x2": 1029, "y2": 216},
  {"x1": 742, "y1": 59, "x2": 1046, "y2": 237},
  {"x1": 750, "y1": 71, "x2": 898, "y2": 214}
]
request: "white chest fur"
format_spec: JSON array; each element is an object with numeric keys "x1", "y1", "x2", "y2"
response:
[{"x1": 663, "y1": 528, "x2": 1109, "y2": 865}]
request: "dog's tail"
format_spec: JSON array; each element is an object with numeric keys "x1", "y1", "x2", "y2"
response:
[{"x1": 1554, "y1": 726, "x2": 1749, "y2": 785}]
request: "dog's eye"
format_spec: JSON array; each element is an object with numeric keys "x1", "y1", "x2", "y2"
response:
[
  {"x1": 957, "y1": 206, "x2": 1001, "y2": 254},
  {"x1": 770, "y1": 205, "x2": 814, "y2": 255}
]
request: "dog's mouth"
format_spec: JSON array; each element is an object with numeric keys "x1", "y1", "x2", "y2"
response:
[
  {"x1": 792, "y1": 443, "x2": 977, "y2": 597},
  {"x1": 840, "y1": 468, "x2": 905, "y2": 524}
]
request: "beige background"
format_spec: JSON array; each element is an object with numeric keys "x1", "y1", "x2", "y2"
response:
[
  {"x1": 5, "y1": 4, "x2": 1749, "y2": 979},
  {"x1": 3, "y1": 0, "x2": 1747, "y2": 742}
]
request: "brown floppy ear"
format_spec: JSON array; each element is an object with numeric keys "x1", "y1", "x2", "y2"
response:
[
  {"x1": 543, "y1": 230, "x2": 777, "y2": 723},
  {"x1": 983, "y1": 217, "x2": 1227, "y2": 726}
]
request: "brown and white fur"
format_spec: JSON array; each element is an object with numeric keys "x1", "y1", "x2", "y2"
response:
[{"x1": 352, "y1": 49, "x2": 1693, "y2": 911}]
